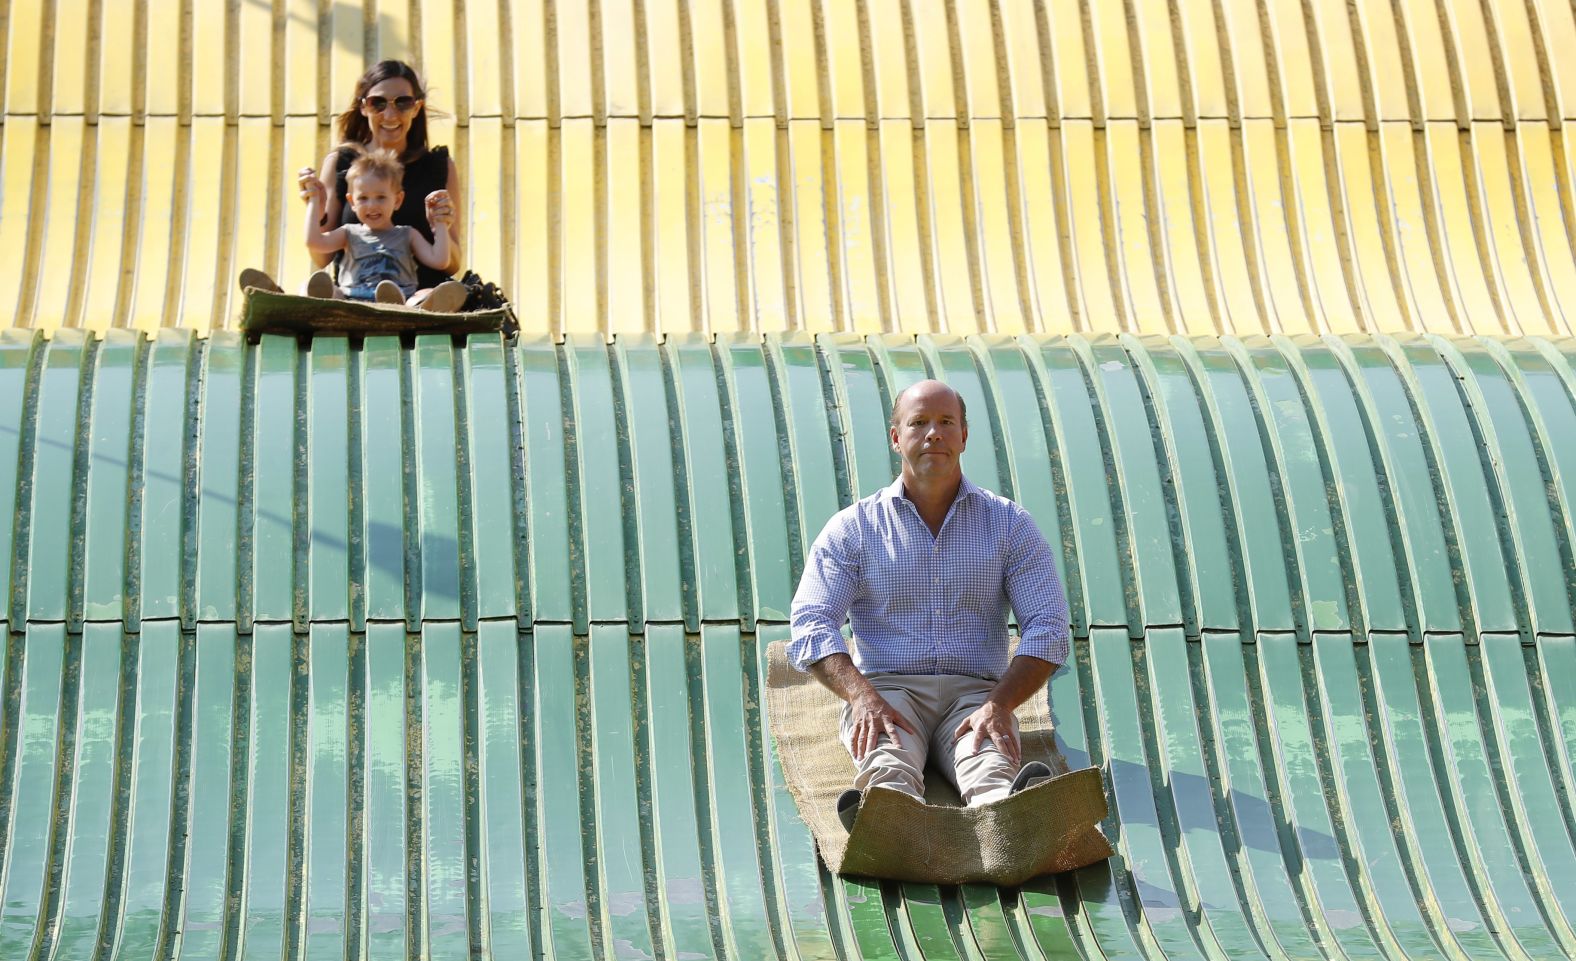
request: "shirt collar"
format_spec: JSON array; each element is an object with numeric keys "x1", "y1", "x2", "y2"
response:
[{"x1": 881, "y1": 474, "x2": 979, "y2": 506}]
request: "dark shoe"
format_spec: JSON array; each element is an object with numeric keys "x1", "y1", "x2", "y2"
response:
[
  {"x1": 1009, "y1": 761, "x2": 1052, "y2": 796},
  {"x1": 836, "y1": 788, "x2": 862, "y2": 832},
  {"x1": 375, "y1": 280, "x2": 405, "y2": 304},
  {"x1": 305, "y1": 270, "x2": 335, "y2": 299},
  {"x1": 238, "y1": 267, "x2": 282, "y2": 294},
  {"x1": 421, "y1": 279, "x2": 468, "y2": 312}
]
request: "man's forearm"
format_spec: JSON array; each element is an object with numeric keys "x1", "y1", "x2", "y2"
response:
[
  {"x1": 807, "y1": 652, "x2": 878, "y2": 704},
  {"x1": 985, "y1": 655, "x2": 1056, "y2": 711}
]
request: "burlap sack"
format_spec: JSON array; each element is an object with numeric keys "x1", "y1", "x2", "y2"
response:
[
  {"x1": 766, "y1": 641, "x2": 1113, "y2": 886},
  {"x1": 239, "y1": 288, "x2": 511, "y2": 339}
]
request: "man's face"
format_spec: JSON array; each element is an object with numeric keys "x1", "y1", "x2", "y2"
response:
[{"x1": 890, "y1": 383, "x2": 967, "y2": 483}]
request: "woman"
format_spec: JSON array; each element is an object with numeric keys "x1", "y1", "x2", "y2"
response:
[{"x1": 241, "y1": 60, "x2": 467, "y2": 310}]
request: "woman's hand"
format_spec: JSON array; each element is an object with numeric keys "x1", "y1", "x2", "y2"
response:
[
  {"x1": 299, "y1": 168, "x2": 328, "y2": 206},
  {"x1": 424, "y1": 189, "x2": 454, "y2": 227}
]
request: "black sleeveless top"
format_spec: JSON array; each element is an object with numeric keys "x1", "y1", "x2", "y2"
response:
[{"x1": 333, "y1": 145, "x2": 453, "y2": 289}]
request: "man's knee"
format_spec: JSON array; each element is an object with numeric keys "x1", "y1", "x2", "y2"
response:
[
  {"x1": 951, "y1": 737, "x2": 1017, "y2": 806},
  {"x1": 845, "y1": 731, "x2": 926, "y2": 800},
  {"x1": 854, "y1": 754, "x2": 926, "y2": 800}
]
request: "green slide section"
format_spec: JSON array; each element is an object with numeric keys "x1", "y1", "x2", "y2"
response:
[{"x1": 0, "y1": 331, "x2": 1573, "y2": 960}]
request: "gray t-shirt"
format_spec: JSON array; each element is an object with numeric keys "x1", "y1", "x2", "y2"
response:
[{"x1": 339, "y1": 224, "x2": 419, "y2": 297}]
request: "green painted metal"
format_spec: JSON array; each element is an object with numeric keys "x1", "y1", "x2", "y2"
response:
[{"x1": 0, "y1": 332, "x2": 1573, "y2": 959}]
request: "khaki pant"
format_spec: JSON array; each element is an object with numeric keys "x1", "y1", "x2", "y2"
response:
[{"x1": 839, "y1": 674, "x2": 1020, "y2": 807}]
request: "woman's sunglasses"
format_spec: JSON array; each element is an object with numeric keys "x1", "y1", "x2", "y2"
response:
[{"x1": 361, "y1": 95, "x2": 420, "y2": 113}]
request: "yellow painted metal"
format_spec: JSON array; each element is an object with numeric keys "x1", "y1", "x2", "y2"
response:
[
  {"x1": 3, "y1": 0, "x2": 44, "y2": 117},
  {"x1": 785, "y1": 118, "x2": 833, "y2": 332},
  {"x1": 909, "y1": 1, "x2": 955, "y2": 120},
  {"x1": 776, "y1": 0, "x2": 819, "y2": 120},
  {"x1": 833, "y1": 119, "x2": 880, "y2": 333},
  {"x1": 80, "y1": 118, "x2": 133, "y2": 333},
  {"x1": 970, "y1": 119, "x2": 1025, "y2": 334},
  {"x1": 877, "y1": 119, "x2": 929, "y2": 332},
  {"x1": 1397, "y1": 0, "x2": 1459, "y2": 122},
  {"x1": 743, "y1": 117, "x2": 788, "y2": 332},
  {"x1": 1002, "y1": 0, "x2": 1052, "y2": 119},
  {"x1": 1012, "y1": 120, "x2": 1073, "y2": 332},
  {"x1": 558, "y1": 117, "x2": 598, "y2": 332},
  {"x1": 1353, "y1": 0, "x2": 1412, "y2": 122},
  {"x1": 733, "y1": 0, "x2": 775, "y2": 119},
  {"x1": 0, "y1": 120, "x2": 35, "y2": 326},
  {"x1": 649, "y1": 119, "x2": 691, "y2": 331},
  {"x1": 604, "y1": 117, "x2": 645, "y2": 335},
  {"x1": 464, "y1": 0, "x2": 504, "y2": 118},
  {"x1": 642, "y1": 0, "x2": 684, "y2": 117},
  {"x1": 513, "y1": 120, "x2": 551, "y2": 326},
  {"x1": 2, "y1": 0, "x2": 1576, "y2": 337},
  {"x1": 31, "y1": 118, "x2": 86, "y2": 332},
  {"x1": 687, "y1": 0, "x2": 730, "y2": 119},
  {"x1": 1061, "y1": 121, "x2": 1123, "y2": 334},
  {"x1": 867, "y1": 0, "x2": 911, "y2": 119},
  {"x1": 465, "y1": 116, "x2": 507, "y2": 290}
]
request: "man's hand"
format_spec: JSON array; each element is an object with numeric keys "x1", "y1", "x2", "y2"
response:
[
  {"x1": 846, "y1": 690, "x2": 919, "y2": 762},
  {"x1": 953, "y1": 700, "x2": 1020, "y2": 765},
  {"x1": 807, "y1": 652, "x2": 919, "y2": 762},
  {"x1": 952, "y1": 655, "x2": 1056, "y2": 766}
]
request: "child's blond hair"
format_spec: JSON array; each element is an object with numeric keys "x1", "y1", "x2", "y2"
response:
[{"x1": 346, "y1": 147, "x2": 404, "y2": 190}]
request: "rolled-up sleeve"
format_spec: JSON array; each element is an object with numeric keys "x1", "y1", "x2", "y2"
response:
[
  {"x1": 1004, "y1": 507, "x2": 1071, "y2": 666},
  {"x1": 788, "y1": 512, "x2": 862, "y2": 672}
]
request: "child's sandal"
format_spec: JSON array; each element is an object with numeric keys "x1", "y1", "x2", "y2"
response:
[
  {"x1": 420, "y1": 280, "x2": 468, "y2": 313},
  {"x1": 306, "y1": 270, "x2": 336, "y2": 299}
]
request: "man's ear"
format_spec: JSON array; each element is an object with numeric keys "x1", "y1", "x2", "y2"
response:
[{"x1": 395, "y1": 190, "x2": 406, "y2": 208}]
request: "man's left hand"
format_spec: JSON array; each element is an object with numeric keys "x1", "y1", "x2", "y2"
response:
[{"x1": 953, "y1": 700, "x2": 1020, "y2": 766}]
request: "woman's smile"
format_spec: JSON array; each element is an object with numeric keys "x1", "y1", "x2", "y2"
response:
[{"x1": 363, "y1": 78, "x2": 420, "y2": 152}]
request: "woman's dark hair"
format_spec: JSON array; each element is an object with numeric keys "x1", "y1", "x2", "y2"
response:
[{"x1": 335, "y1": 60, "x2": 434, "y2": 159}]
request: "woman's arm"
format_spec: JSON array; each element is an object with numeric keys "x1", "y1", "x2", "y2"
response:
[
  {"x1": 306, "y1": 152, "x2": 343, "y2": 268},
  {"x1": 427, "y1": 154, "x2": 463, "y2": 274}
]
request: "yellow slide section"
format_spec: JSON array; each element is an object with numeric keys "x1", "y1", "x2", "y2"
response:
[{"x1": 2, "y1": 0, "x2": 1575, "y2": 337}]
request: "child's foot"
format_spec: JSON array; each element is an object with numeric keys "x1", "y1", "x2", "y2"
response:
[
  {"x1": 306, "y1": 270, "x2": 335, "y2": 299},
  {"x1": 375, "y1": 280, "x2": 405, "y2": 304},
  {"x1": 238, "y1": 268, "x2": 282, "y2": 294},
  {"x1": 420, "y1": 280, "x2": 468, "y2": 313}
]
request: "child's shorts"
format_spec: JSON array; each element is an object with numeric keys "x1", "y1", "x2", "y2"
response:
[{"x1": 342, "y1": 283, "x2": 416, "y2": 301}]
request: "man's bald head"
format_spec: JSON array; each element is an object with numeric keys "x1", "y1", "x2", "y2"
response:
[{"x1": 889, "y1": 380, "x2": 967, "y2": 430}]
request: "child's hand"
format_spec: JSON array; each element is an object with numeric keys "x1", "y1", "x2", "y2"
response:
[
  {"x1": 299, "y1": 168, "x2": 327, "y2": 206},
  {"x1": 425, "y1": 190, "x2": 453, "y2": 226}
]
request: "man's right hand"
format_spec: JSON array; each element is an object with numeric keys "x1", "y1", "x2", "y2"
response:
[
  {"x1": 807, "y1": 652, "x2": 920, "y2": 761},
  {"x1": 846, "y1": 690, "x2": 919, "y2": 762}
]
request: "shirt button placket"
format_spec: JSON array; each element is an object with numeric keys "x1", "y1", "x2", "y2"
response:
[
  {"x1": 928, "y1": 543, "x2": 937, "y2": 672},
  {"x1": 933, "y1": 543, "x2": 940, "y2": 616}
]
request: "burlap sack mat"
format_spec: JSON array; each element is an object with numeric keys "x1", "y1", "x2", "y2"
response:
[
  {"x1": 239, "y1": 288, "x2": 512, "y2": 339},
  {"x1": 766, "y1": 640, "x2": 1113, "y2": 886}
]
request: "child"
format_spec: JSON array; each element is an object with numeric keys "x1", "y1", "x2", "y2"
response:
[{"x1": 301, "y1": 148, "x2": 468, "y2": 311}]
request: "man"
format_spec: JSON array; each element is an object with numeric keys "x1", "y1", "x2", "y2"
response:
[{"x1": 788, "y1": 379, "x2": 1071, "y2": 829}]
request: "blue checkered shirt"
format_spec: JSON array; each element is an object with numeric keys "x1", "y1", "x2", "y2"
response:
[{"x1": 788, "y1": 476, "x2": 1071, "y2": 678}]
